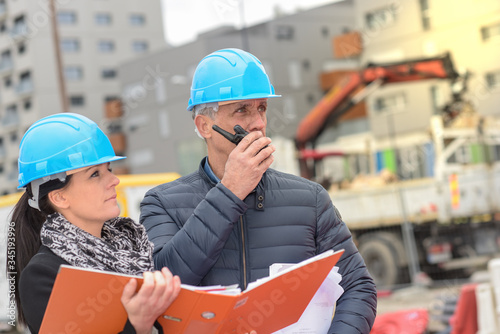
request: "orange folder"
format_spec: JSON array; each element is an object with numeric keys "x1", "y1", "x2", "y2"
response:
[{"x1": 39, "y1": 249, "x2": 344, "y2": 334}]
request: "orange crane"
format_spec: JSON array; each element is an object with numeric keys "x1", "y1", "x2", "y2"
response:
[{"x1": 295, "y1": 52, "x2": 465, "y2": 179}]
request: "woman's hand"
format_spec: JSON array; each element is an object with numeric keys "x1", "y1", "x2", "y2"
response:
[{"x1": 121, "y1": 267, "x2": 181, "y2": 334}]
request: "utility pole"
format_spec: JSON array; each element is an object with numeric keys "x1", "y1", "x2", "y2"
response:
[
  {"x1": 239, "y1": 0, "x2": 249, "y2": 51},
  {"x1": 49, "y1": 0, "x2": 69, "y2": 113},
  {"x1": 386, "y1": 111, "x2": 423, "y2": 284}
]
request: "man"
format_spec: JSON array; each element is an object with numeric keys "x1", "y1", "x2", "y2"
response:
[{"x1": 140, "y1": 48, "x2": 377, "y2": 333}]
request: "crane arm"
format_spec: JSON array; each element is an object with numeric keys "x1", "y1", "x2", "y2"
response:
[{"x1": 295, "y1": 53, "x2": 459, "y2": 149}]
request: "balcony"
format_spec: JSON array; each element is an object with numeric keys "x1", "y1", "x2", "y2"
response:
[
  {"x1": 0, "y1": 3, "x2": 7, "y2": 19},
  {"x1": 0, "y1": 58, "x2": 13, "y2": 75},
  {"x1": 10, "y1": 24, "x2": 29, "y2": 41},
  {"x1": 2, "y1": 110, "x2": 19, "y2": 128},
  {"x1": 16, "y1": 79, "x2": 33, "y2": 96}
]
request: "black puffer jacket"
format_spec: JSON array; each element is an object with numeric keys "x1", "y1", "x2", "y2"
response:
[{"x1": 140, "y1": 158, "x2": 377, "y2": 333}]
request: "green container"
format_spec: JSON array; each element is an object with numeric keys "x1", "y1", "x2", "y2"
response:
[{"x1": 383, "y1": 149, "x2": 397, "y2": 173}]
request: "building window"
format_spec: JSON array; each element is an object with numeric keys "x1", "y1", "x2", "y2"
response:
[
  {"x1": 132, "y1": 40, "x2": 148, "y2": 53},
  {"x1": 321, "y1": 26, "x2": 329, "y2": 38},
  {"x1": 105, "y1": 95, "x2": 120, "y2": 102},
  {"x1": 366, "y1": 4, "x2": 398, "y2": 30},
  {"x1": 64, "y1": 66, "x2": 83, "y2": 81},
  {"x1": 57, "y1": 11, "x2": 77, "y2": 25},
  {"x1": 373, "y1": 92, "x2": 406, "y2": 114},
  {"x1": 486, "y1": 70, "x2": 500, "y2": 89},
  {"x1": 17, "y1": 71, "x2": 33, "y2": 94},
  {"x1": 24, "y1": 99, "x2": 31, "y2": 110},
  {"x1": 129, "y1": 14, "x2": 145, "y2": 26},
  {"x1": 3, "y1": 104, "x2": 18, "y2": 127},
  {"x1": 275, "y1": 25, "x2": 294, "y2": 40},
  {"x1": 98, "y1": 40, "x2": 114, "y2": 53},
  {"x1": 95, "y1": 13, "x2": 112, "y2": 26},
  {"x1": 482, "y1": 22, "x2": 500, "y2": 41},
  {"x1": 4, "y1": 75, "x2": 11, "y2": 88},
  {"x1": 12, "y1": 15, "x2": 27, "y2": 37},
  {"x1": 69, "y1": 95, "x2": 85, "y2": 107},
  {"x1": 101, "y1": 68, "x2": 117, "y2": 79},
  {"x1": 18, "y1": 43, "x2": 26, "y2": 54},
  {"x1": 419, "y1": 0, "x2": 431, "y2": 31},
  {"x1": 61, "y1": 38, "x2": 80, "y2": 52},
  {"x1": 0, "y1": 49, "x2": 12, "y2": 70}
]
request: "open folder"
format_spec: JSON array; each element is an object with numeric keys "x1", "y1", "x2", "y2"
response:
[{"x1": 39, "y1": 249, "x2": 344, "y2": 334}]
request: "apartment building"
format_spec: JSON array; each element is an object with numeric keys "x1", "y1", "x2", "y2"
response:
[
  {"x1": 118, "y1": 0, "x2": 357, "y2": 175},
  {"x1": 354, "y1": 0, "x2": 500, "y2": 137},
  {"x1": 116, "y1": 0, "x2": 499, "y2": 181},
  {"x1": 319, "y1": 0, "x2": 500, "y2": 181},
  {"x1": 0, "y1": 0, "x2": 166, "y2": 195}
]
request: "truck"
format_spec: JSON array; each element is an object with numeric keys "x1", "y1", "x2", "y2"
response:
[
  {"x1": 0, "y1": 172, "x2": 180, "y2": 329},
  {"x1": 295, "y1": 53, "x2": 500, "y2": 288}
]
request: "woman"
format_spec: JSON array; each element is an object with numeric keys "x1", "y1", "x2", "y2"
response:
[{"x1": 11, "y1": 113, "x2": 181, "y2": 334}]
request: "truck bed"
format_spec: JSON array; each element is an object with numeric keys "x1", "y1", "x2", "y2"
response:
[{"x1": 329, "y1": 165, "x2": 496, "y2": 229}]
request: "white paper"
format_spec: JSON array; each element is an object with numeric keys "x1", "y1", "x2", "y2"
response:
[{"x1": 271, "y1": 265, "x2": 344, "y2": 334}]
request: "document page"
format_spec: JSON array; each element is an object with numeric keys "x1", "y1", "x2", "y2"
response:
[{"x1": 270, "y1": 261, "x2": 344, "y2": 333}]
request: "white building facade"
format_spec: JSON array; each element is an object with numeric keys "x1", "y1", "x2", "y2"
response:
[{"x1": 0, "y1": 0, "x2": 166, "y2": 195}]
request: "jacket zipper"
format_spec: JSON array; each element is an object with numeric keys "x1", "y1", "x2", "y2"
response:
[{"x1": 240, "y1": 216, "x2": 247, "y2": 289}]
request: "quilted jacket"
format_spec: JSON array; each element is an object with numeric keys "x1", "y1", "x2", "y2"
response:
[{"x1": 140, "y1": 158, "x2": 377, "y2": 333}]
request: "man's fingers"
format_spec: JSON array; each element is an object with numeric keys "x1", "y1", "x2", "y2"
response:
[{"x1": 237, "y1": 131, "x2": 264, "y2": 150}]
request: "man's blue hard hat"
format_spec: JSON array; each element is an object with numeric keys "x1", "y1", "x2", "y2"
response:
[
  {"x1": 18, "y1": 113, "x2": 125, "y2": 188},
  {"x1": 187, "y1": 48, "x2": 281, "y2": 111}
]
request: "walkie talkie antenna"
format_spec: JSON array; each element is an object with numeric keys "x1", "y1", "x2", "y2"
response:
[{"x1": 212, "y1": 125, "x2": 249, "y2": 145}]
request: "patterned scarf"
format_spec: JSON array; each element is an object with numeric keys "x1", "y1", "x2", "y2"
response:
[{"x1": 40, "y1": 212, "x2": 154, "y2": 275}]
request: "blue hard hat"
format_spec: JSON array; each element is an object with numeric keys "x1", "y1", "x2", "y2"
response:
[
  {"x1": 187, "y1": 48, "x2": 281, "y2": 111},
  {"x1": 18, "y1": 113, "x2": 125, "y2": 188}
]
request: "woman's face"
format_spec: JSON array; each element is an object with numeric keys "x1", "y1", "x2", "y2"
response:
[{"x1": 55, "y1": 162, "x2": 120, "y2": 234}]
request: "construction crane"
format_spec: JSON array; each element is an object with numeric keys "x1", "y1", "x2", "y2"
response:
[{"x1": 295, "y1": 52, "x2": 467, "y2": 179}]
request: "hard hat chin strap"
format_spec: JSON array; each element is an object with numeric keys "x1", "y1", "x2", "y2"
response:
[{"x1": 28, "y1": 172, "x2": 67, "y2": 211}]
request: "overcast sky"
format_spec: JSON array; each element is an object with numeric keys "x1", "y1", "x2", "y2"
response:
[{"x1": 161, "y1": 0, "x2": 340, "y2": 46}]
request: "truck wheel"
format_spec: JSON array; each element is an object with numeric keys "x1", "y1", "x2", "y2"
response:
[{"x1": 359, "y1": 238, "x2": 400, "y2": 287}]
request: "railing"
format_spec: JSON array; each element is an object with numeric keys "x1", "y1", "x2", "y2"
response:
[
  {"x1": 16, "y1": 80, "x2": 33, "y2": 95},
  {"x1": 10, "y1": 24, "x2": 29, "y2": 40},
  {"x1": 0, "y1": 58, "x2": 13, "y2": 74}
]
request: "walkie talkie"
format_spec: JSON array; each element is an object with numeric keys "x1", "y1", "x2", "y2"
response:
[{"x1": 212, "y1": 125, "x2": 249, "y2": 145}]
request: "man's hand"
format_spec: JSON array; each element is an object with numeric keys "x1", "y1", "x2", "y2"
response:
[
  {"x1": 221, "y1": 131, "x2": 275, "y2": 200},
  {"x1": 121, "y1": 268, "x2": 181, "y2": 334}
]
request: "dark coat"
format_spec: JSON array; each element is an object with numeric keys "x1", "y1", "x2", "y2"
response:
[
  {"x1": 140, "y1": 158, "x2": 377, "y2": 333},
  {"x1": 19, "y1": 245, "x2": 140, "y2": 334}
]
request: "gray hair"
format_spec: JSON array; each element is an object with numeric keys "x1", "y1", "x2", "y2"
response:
[
  {"x1": 192, "y1": 102, "x2": 219, "y2": 139},
  {"x1": 191, "y1": 102, "x2": 219, "y2": 120}
]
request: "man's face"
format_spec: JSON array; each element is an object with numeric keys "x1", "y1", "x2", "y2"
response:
[
  {"x1": 210, "y1": 98, "x2": 268, "y2": 153},
  {"x1": 215, "y1": 98, "x2": 268, "y2": 135}
]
